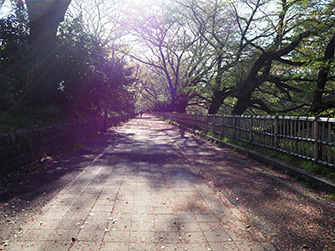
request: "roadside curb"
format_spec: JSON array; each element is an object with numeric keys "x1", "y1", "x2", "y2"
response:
[{"x1": 166, "y1": 119, "x2": 335, "y2": 194}]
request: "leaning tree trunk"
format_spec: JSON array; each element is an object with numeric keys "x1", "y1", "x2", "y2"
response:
[
  {"x1": 208, "y1": 89, "x2": 230, "y2": 114},
  {"x1": 310, "y1": 34, "x2": 335, "y2": 114},
  {"x1": 232, "y1": 54, "x2": 268, "y2": 115},
  {"x1": 24, "y1": 0, "x2": 71, "y2": 106}
]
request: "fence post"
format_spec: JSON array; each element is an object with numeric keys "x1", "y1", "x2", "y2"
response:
[
  {"x1": 313, "y1": 117, "x2": 319, "y2": 162},
  {"x1": 221, "y1": 115, "x2": 225, "y2": 138},
  {"x1": 233, "y1": 116, "x2": 236, "y2": 139},
  {"x1": 205, "y1": 115, "x2": 209, "y2": 133},
  {"x1": 274, "y1": 116, "x2": 278, "y2": 149},
  {"x1": 193, "y1": 114, "x2": 196, "y2": 131},
  {"x1": 249, "y1": 116, "x2": 253, "y2": 142}
]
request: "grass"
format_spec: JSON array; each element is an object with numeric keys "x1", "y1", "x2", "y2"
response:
[
  {"x1": 214, "y1": 134, "x2": 335, "y2": 181},
  {"x1": 322, "y1": 193, "x2": 335, "y2": 200}
]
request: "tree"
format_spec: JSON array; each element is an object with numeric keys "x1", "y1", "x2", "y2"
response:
[
  {"x1": 1, "y1": 0, "x2": 136, "y2": 119},
  {"x1": 23, "y1": 0, "x2": 71, "y2": 106},
  {"x1": 181, "y1": 0, "x2": 241, "y2": 114},
  {"x1": 308, "y1": 1, "x2": 335, "y2": 115},
  {"x1": 310, "y1": 35, "x2": 335, "y2": 114},
  {"x1": 56, "y1": 17, "x2": 135, "y2": 116},
  {"x1": 230, "y1": 0, "x2": 335, "y2": 115},
  {"x1": 63, "y1": 0, "x2": 136, "y2": 115},
  {"x1": 183, "y1": 0, "x2": 335, "y2": 116},
  {"x1": 124, "y1": 1, "x2": 203, "y2": 112},
  {"x1": 0, "y1": 5, "x2": 30, "y2": 110},
  {"x1": 67, "y1": 0, "x2": 126, "y2": 48}
]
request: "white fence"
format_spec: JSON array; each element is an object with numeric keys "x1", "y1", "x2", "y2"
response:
[{"x1": 156, "y1": 112, "x2": 335, "y2": 167}]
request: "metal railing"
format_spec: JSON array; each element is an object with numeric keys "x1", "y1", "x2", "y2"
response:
[{"x1": 156, "y1": 112, "x2": 335, "y2": 167}]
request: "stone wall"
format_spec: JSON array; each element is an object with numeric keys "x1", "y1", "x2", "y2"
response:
[{"x1": 0, "y1": 115, "x2": 133, "y2": 174}]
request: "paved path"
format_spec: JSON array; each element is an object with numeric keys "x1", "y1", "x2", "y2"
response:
[{"x1": 1, "y1": 115, "x2": 274, "y2": 251}]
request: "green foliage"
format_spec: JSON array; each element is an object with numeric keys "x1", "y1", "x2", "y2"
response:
[
  {"x1": 0, "y1": 10, "x2": 136, "y2": 131},
  {"x1": 56, "y1": 17, "x2": 135, "y2": 116},
  {"x1": 179, "y1": 0, "x2": 335, "y2": 116},
  {"x1": 0, "y1": 106, "x2": 64, "y2": 133},
  {"x1": 0, "y1": 7, "x2": 30, "y2": 111},
  {"x1": 322, "y1": 193, "x2": 335, "y2": 201}
]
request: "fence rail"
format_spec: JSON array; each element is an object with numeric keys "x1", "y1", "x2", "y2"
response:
[{"x1": 156, "y1": 112, "x2": 335, "y2": 168}]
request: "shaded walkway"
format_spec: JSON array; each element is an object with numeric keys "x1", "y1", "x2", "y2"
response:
[{"x1": 1, "y1": 115, "x2": 273, "y2": 250}]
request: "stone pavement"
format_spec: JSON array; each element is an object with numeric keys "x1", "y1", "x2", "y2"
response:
[{"x1": 3, "y1": 115, "x2": 275, "y2": 251}]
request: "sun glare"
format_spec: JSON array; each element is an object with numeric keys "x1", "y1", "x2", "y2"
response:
[{"x1": 0, "y1": 0, "x2": 12, "y2": 17}]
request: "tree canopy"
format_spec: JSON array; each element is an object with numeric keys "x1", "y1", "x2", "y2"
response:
[
  {"x1": 0, "y1": 0, "x2": 136, "y2": 127},
  {"x1": 1, "y1": 0, "x2": 335, "y2": 125}
]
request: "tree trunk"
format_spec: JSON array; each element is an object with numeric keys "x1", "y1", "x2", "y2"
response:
[
  {"x1": 231, "y1": 90, "x2": 253, "y2": 115},
  {"x1": 310, "y1": 34, "x2": 335, "y2": 114},
  {"x1": 232, "y1": 54, "x2": 268, "y2": 115},
  {"x1": 174, "y1": 100, "x2": 187, "y2": 113},
  {"x1": 24, "y1": 0, "x2": 71, "y2": 106},
  {"x1": 232, "y1": 28, "x2": 313, "y2": 115},
  {"x1": 208, "y1": 89, "x2": 229, "y2": 114}
]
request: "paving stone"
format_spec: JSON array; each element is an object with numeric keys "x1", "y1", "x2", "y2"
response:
[
  {"x1": 208, "y1": 241, "x2": 240, "y2": 250},
  {"x1": 133, "y1": 206, "x2": 153, "y2": 214},
  {"x1": 6, "y1": 242, "x2": 43, "y2": 251},
  {"x1": 79, "y1": 220, "x2": 107, "y2": 231},
  {"x1": 10, "y1": 241, "x2": 72, "y2": 251},
  {"x1": 152, "y1": 206, "x2": 174, "y2": 214},
  {"x1": 39, "y1": 240, "x2": 72, "y2": 251},
  {"x1": 157, "y1": 243, "x2": 209, "y2": 251},
  {"x1": 194, "y1": 214, "x2": 219, "y2": 222},
  {"x1": 103, "y1": 230, "x2": 131, "y2": 243},
  {"x1": 28, "y1": 216, "x2": 61, "y2": 230},
  {"x1": 191, "y1": 205, "x2": 215, "y2": 214},
  {"x1": 48, "y1": 228, "x2": 79, "y2": 241},
  {"x1": 90, "y1": 203, "x2": 114, "y2": 212},
  {"x1": 132, "y1": 213, "x2": 155, "y2": 222},
  {"x1": 47, "y1": 199, "x2": 74, "y2": 212},
  {"x1": 56, "y1": 213, "x2": 86, "y2": 229},
  {"x1": 129, "y1": 242, "x2": 157, "y2": 250},
  {"x1": 132, "y1": 220, "x2": 155, "y2": 232},
  {"x1": 173, "y1": 212, "x2": 197, "y2": 223},
  {"x1": 198, "y1": 221, "x2": 225, "y2": 232},
  {"x1": 15, "y1": 229, "x2": 55, "y2": 242},
  {"x1": 76, "y1": 229, "x2": 105, "y2": 242},
  {"x1": 68, "y1": 240, "x2": 101, "y2": 250},
  {"x1": 203, "y1": 230, "x2": 231, "y2": 242},
  {"x1": 107, "y1": 218, "x2": 131, "y2": 231},
  {"x1": 179, "y1": 231, "x2": 208, "y2": 243},
  {"x1": 68, "y1": 202, "x2": 94, "y2": 212},
  {"x1": 130, "y1": 230, "x2": 156, "y2": 243},
  {"x1": 155, "y1": 231, "x2": 182, "y2": 244},
  {"x1": 178, "y1": 222, "x2": 200, "y2": 232},
  {"x1": 113, "y1": 204, "x2": 135, "y2": 214}
]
